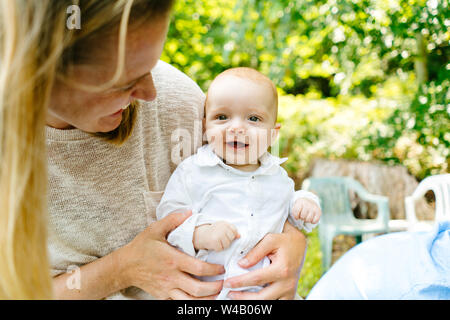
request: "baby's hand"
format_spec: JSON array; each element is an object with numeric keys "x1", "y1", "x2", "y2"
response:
[
  {"x1": 292, "y1": 198, "x2": 321, "y2": 224},
  {"x1": 193, "y1": 221, "x2": 240, "y2": 252}
]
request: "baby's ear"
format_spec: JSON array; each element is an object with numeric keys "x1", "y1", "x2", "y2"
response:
[
  {"x1": 270, "y1": 123, "x2": 281, "y2": 145},
  {"x1": 202, "y1": 118, "x2": 208, "y2": 145}
]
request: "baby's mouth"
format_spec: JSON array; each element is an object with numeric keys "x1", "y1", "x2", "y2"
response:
[{"x1": 226, "y1": 141, "x2": 249, "y2": 149}]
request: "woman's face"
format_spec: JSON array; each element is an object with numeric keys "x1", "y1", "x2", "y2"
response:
[{"x1": 48, "y1": 16, "x2": 170, "y2": 133}]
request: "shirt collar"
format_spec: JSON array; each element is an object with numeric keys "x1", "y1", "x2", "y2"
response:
[{"x1": 194, "y1": 144, "x2": 287, "y2": 175}]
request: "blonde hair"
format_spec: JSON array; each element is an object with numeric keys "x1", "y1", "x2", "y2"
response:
[{"x1": 0, "y1": 0, "x2": 173, "y2": 299}]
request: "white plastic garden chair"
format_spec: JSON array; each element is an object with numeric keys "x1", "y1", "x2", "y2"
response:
[
  {"x1": 404, "y1": 174, "x2": 450, "y2": 232},
  {"x1": 302, "y1": 177, "x2": 390, "y2": 271}
]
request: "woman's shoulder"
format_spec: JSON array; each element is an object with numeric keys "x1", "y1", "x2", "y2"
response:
[
  {"x1": 140, "y1": 60, "x2": 205, "y2": 123},
  {"x1": 152, "y1": 60, "x2": 205, "y2": 104},
  {"x1": 136, "y1": 61, "x2": 205, "y2": 163}
]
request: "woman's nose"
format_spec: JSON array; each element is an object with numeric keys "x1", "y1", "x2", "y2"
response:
[{"x1": 131, "y1": 74, "x2": 157, "y2": 102}]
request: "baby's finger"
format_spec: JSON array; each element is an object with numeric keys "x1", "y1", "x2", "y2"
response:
[
  {"x1": 228, "y1": 224, "x2": 240, "y2": 240},
  {"x1": 309, "y1": 210, "x2": 319, "y2": 224},
  {"x1": 291, "y1": 208, "x2": 300, "y2": 220},
  {"x1": 300, "y1": 206, "x2": 310, "y2": 221},
  {"x1": 219, "y1": 237, "x2": 229, "y2": 251},
  {"x1": 312, "y1": 214, "x2": 320, "y2": 224},
  {"x1": 224, "y1": 228, "x2": 236, "y2": 243},
  {"x1": 291, "y1": 202, "x2": 302, "y2": 219},
  {"x1": 300, "y1": 208, "x2": 310, "y2": 222},
  {"x1": 306, "y1": 209, "x2": 317, "y2": 223},
  {"x1": 209, "y1": 240, "x2": 222, "y2": 252},
  {"x1": 291, "y1": 202, "x2": 301, "y2": 219},
  {"x1": 227, "y1": 223, "x2": 240, "y2": 238},
  {"x1": 308, "y1": 210, "x2": 318, "y2": 224}
]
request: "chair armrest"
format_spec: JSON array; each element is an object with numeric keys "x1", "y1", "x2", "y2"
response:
[
  {"x1": 372, "y1": 197, "x2": 390, "y2": 227},
  {"x1": 355, "y1": 191, "x2": 387, "y2": 204},
  {"x1": 349, "y1": 181, "x2": 390, "y2": 227},
  {"x1": 404, "y1": 196, "x2": 418, "y2": 224},
  {"x1": 349, "y1": 180, "x2": 385, "y2": 203}
]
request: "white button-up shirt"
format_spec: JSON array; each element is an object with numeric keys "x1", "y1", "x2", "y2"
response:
[{"x1": 156, "y1": 144, "x2": 319, "y2": 299}]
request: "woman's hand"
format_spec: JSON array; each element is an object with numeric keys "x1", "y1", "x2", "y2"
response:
[
  {"x1": 223, "y1": 221, "x2": 307, "y2": 300},
  {"x1": 118, "y1": 211, "x2": 225, "y2": 299}
]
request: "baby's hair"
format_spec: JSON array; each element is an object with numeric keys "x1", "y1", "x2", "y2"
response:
[{"x1": 206, "y1": 67, "x2": 278, "y2": 120}]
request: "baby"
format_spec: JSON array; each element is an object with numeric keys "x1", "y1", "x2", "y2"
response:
[{"x1": 156, "y1": 67, "x2": 321, "y2": 299}]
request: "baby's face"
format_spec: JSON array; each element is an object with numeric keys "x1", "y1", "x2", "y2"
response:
[{"x1": 204, "y1": 75, "x2": 279, "y2": 166}]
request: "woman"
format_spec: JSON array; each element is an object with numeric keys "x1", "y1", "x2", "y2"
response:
[{"x1": 0, "y1": 0, "x2": 307, "y2": 300}]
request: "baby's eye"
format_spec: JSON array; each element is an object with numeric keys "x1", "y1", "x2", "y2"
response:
[
  {"x1": 217, "y1": 115, "x2": 227, "y2": 120},
  {"x1": 248, "y1": 116, "x2": 260, "y2": 122}
]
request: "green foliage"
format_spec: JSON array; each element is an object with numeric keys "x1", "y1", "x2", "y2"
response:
[
  {"x1": 164, "y1": 0, "x2": 449, "y2": 180},
  {"x1": 297, "y1": 228, "x2": 323, "y2": 298},
  {"x1": 166, "y1": 0, "x2": 449, "y2": 95},
  {"x1": 276, "y1": 76, "x2": 448, "y2": 182},
  {"x1": 163, "y1": 0, "x2": 449, "y2": 297},
  {"x1": 363, "y1": 72, "x2": 450, "y2": 179},
  {"x1": 162, "y1": 0, "x2": 235, "y2": 90}
]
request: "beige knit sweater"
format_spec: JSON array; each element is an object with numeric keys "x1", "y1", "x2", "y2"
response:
[{"x1": 46, "y1": 61, "x2": 205, "y2": 299}]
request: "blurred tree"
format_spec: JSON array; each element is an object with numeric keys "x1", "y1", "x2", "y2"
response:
[
  {"x1": 163, "y1": 0, "x2": 449, "y2": 179},
  {"x1": 164, "y1": 0, "x2": 448, "y2": 95}
]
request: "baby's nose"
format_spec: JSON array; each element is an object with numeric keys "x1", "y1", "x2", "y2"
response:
[{"x1": 228, "y1": 126, "x2": 245, "y2": 135}]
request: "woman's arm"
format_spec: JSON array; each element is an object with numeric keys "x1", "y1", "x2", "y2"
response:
[
  {"x1": 53, "y1": 211, "x2": 225, "y2": 300},
  {"x1": 53, "y1": 244, "x2": 126, "y2": 300},
  {"x1": 223, "y1": 220, "x2": 307, "y2": 300}
]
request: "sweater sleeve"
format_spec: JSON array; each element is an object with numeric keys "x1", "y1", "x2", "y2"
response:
[{"x1": 288, "y1": 190, "x2": 321, "y2": 233}]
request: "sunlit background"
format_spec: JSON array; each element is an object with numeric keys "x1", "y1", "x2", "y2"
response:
[{"x1": 162, "y1": 0, "x2": 449, "y2": 297}]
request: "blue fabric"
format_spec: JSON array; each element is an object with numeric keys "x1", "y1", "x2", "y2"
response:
[{"x1": 307, "y1": 220, "x2": 450, "y2": 300}]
